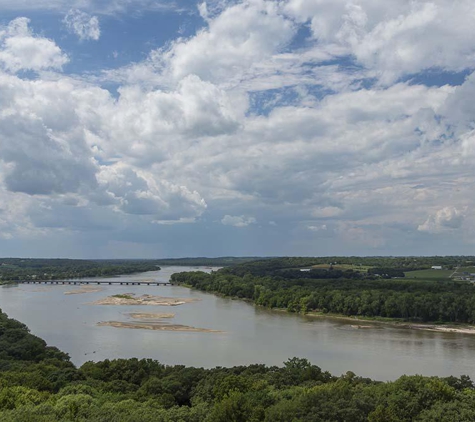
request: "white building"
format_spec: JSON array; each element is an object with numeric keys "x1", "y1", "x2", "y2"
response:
[{"x1": 431, "y1": 266, "x2": 443, "y2": 270}]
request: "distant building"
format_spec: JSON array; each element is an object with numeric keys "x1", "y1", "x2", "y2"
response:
[
  {"x1": 431, "y1": 266, "x2": 443, "y2": 270},
  {"x1": 300, "y1": 269, "x2": 311, "y2": 272}
]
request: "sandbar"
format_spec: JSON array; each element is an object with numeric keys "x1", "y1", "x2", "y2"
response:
[
  {"x1": 127, "y1": 312, "x2": 175, "y2": 319},
  {"x1": 407, "y1": 324, "x2": 475, "y2": 335},
  {"x1": 92, "y1": 293, "x2": 200, "y2": 306},
  {"x1": 65, "y1": 286, "x2": 103, "y2": 295},
  {"x1": 306, "y1": 312, "x2": 475, "y2": 335},
  {"x1": 97, "y1": 321, "x2": 222, "y2": 333}
]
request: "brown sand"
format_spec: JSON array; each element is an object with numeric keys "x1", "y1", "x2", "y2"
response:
[
  {"x1": 97, "y1": 321, "x2": 222, "y2": 333},
  {"x1": 127, "y1": 313, "x2": 175, "y2": 319},
  {"x1": 92, "y1": 293, "x2": 200, "y2": 306},
  {"x1": 65, "y1": 286, "x2": 103, "y2": 295}
]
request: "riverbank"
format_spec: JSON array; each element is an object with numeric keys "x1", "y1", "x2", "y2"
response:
[
  {"x1": 171, "y1": 266, "x2": 475, "y2": 339},
  {"x1": 305, "y1": 312, "x2": 475, "y2": 335}
]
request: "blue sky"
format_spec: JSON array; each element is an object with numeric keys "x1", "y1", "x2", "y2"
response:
[{"x1": 0, "y1": 0, "x2": 474, "y2": 258}]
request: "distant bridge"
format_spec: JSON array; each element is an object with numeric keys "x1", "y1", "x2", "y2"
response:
[{"x1": 18, "y1": 280, "x2": 172, "y2": 286}]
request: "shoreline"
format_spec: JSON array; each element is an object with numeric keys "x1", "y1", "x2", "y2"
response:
[
  {"x1": 304, "y1": 312, "x2": 475, "y2": 335},
  {"x1": 176, "y1": 284, "x2": 475, "y2": 335}
]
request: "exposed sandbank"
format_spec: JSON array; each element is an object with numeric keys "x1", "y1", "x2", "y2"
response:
[
  {"x1": 92, "y1": 293, "x2": 200, "y2": 306},
  {"x1": 405, "y1": 324, "x2": 475, "y2": 335},
  {"x1": 127, "y1": 312, "x2": 175, "y2": 320},
  {"x1": 306, "y1": 312, "x2": 475, "y2": 335},
  {"x1": 97, "y1": 321, "x2": 222, "y2": 333},
  {"x1": 65, "y1": 286, "x2": 103, "y2": 295}
]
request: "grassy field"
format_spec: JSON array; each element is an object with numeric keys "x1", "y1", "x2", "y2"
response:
[
  {"x1": 404, "y1": 269, "x2": 453, "y2": 280},
  {"x1": 310, "y1": 263, "x2": 374, "y2": 272},
  {"x1": 456, "y1": 266, "x2": 475, "y2": 273}
]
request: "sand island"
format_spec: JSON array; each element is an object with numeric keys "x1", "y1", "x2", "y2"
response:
[{"x1": 92, "y1": 293, "x2": 200, "y2": 306}]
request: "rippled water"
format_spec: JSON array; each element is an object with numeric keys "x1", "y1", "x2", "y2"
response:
[{"x1": 2, "y1": 266, "x2": 475, "y2": 381}]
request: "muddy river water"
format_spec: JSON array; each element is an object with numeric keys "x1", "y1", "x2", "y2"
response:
[{"x1": 2, "y1": 266, "x2": 475, "y2": 381}]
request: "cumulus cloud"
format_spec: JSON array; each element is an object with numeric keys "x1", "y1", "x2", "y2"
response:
[
  {"x1": 1, "y1": 2, "x2": 475, "y2": 255},
  {"x1": 418, "y1": 207, "x2": 465, "y2": 233},
  {"x1": 64, "y1": 9, "x2": 101, "y2": 41},
  {"x1": 0, "y1": 18, "x2": 68, "y2": 72},
  {"x1": 97, "y1": 163, "x2": 207, "y2": 220},
  {"x1": 221, "y1": 215, "x2": 256, "y2": 227},
  {"x1": 104, "y1": 0, "x2": 296, "y2": 88},
  {"x1": 0, "y1": 47, "x2": 209, "y2": 232},
  {"x1": 285, "y1": 0, "x2": 475, "y2": 84}
]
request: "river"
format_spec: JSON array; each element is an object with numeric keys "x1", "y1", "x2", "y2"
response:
[{"x1": 2, "y1": 266, "x2": 475, "y2": 381}]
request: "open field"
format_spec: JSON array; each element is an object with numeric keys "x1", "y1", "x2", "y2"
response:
[
  {"x1": 456, "y1": 267, "x2": 475, "y2": 273},
  {"x1": 310, "y1": 263, "x2": 373, "y2": 272},
  {"x1": 404, "y1": 269, "x2": 453, "y2": 280}
]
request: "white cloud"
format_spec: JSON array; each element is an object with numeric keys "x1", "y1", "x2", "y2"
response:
[
  {"x1": 308, "y1": 224, "x2": 327, "y2": 232},
  {"x1": 104, "y1": 0, "x2": 296, "y2": 88},
  {"x1": 0, "y1": 0, "x2": 179, "y2": 15},
  {"x1": 64, "y1": 9, "x2": 101, "y2": 41},
  {"x1": 1, "y1": 2, "x2": 475, "y2": 255},
  {"x1": 285, "y1": 0, "x2": 475, "y2": 84},
  {"x1": 221, "y1": 215, "x2": 256, "y2": 227},
  {"x1": 97, "y1": 163, "x2": 207, "y2": 220},
  {"x1": 418, "y1": 207, "x2": 465, "y2": 233},
  {"x1": 0, "y1": 18, "x2": 68, "y2": 73}
]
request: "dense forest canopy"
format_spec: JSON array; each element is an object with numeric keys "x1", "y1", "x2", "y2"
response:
[
  {"x1": 222, "y1": 256, "x2": 473, "y2": 277},
  {"x1": 1, "y1": 308, "x2": 475, "y2": 421},
  {"x1": 1, "y1": 255, "x2": 471, "y2": 283},
  {"x1": 0, "y1": 259, "x2": 162, "y2": 282},
  {"x1": 152, "y1": 257, "x2": 265, "y2": 267},
  {"x1": 171, "y1": 256, "x2": 475, "y2": 324}
]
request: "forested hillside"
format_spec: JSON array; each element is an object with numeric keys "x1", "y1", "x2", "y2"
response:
[
  {"x1": 1, "y1": 308, "x2": 475, "y2": 421},
  {"x1": 0, "y1": 259, "x2": 161, "y2": 282}
]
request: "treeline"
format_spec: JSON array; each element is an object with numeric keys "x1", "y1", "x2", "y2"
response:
[
  {"x1": 367, "y1": 268, "x2": 406, "y2": 278},
  {"x1": 276, "y1": 269, "x2": 374, "y2": 280},
  {"x1": 225, "y1": 256, "x2": 473, "y2": 277},
  {"x1": 0, "y1": 259, "x2": 161, "y2": 283},
  {"x1": 2, "y1": 309, "x2": 475, "y2": 421},
  {"x1": 171, "y1": 271, "x2": 475, "y2": 323},
  {"x1": 153, "y1": 257, "x2": 263, "y2": 267}
]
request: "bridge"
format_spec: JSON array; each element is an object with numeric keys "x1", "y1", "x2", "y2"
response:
[{"x1": 18, "y1": 280, "x2": 172, "y2": 286}]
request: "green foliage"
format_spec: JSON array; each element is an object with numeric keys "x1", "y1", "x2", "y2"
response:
[
  {"x1": 112, "y1": 294, "x2": 134, "y2": 299},
  {"x1": 171, "y1": 267, "x2": 475, "y2": 323},
  {"x1": 153, "y1": 257, "x2": 264, "y2": 267},
  {"x1": 0, "y1": 258, "x2": 162, "y2": 283},
  {"x1": 2, "y1": 296, "x2": 475, "y2": 420},
  {"x1": 223, "y1": 256, "x2": 470, "y2": 277}
]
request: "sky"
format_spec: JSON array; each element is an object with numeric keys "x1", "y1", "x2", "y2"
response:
[{"x1": 0, "y1": 0, "x2": 474, "y2": 258}]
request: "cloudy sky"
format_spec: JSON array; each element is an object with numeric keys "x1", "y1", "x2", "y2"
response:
[{"x1": 0, "y1": 0, "x2": 474, "y2": 258}]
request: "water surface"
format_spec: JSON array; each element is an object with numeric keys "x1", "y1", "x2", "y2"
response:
[{"x1": 2, "y1": 266, "x2": 475, "y2": 381}]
